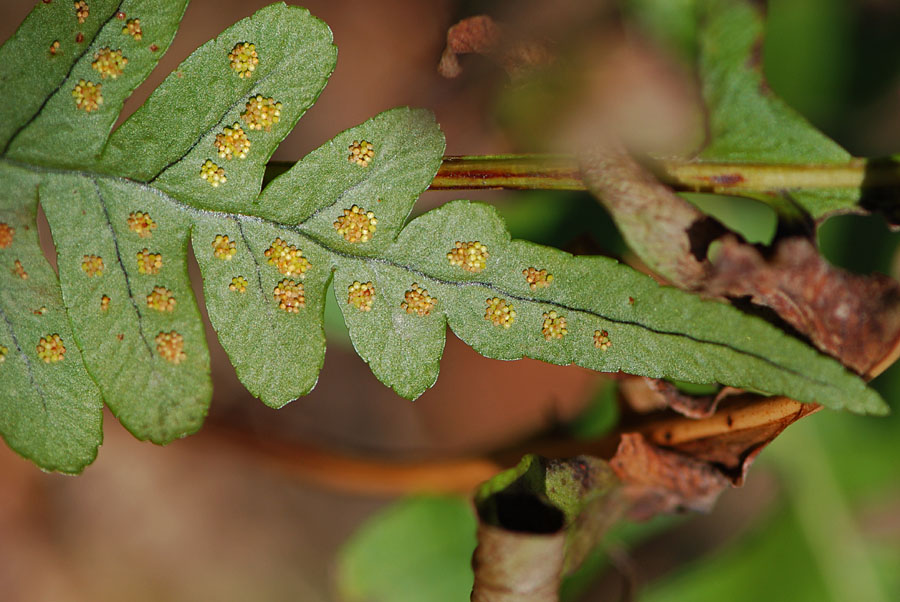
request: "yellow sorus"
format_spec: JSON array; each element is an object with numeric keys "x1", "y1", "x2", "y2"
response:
[
  {"x1": 122, "y1": 18, "x2": 142, "y2": 40},
  {"x1": 241, "y1": 95, "x2": 281, "y2": 131},
  {"x1": 146, "y1": 286, "x2": 176, "y2": 312},
  {"x1": 212, "y1": 234, "x2": 237, "y2": 260},
  {"x1": 0, "y1": 222, "x2": 14, "y2": 248},
  {"x1": 334, "y1": 205, "x2": 377, "y2": 243},
  {"x1": 593, "y1": 330, "x2": 611, "y2": 351},
  {"x1": 81, "y1": 254, "x2": 104, "y2": 277},
  {"x1": 155, "y1": 331, "x2": 186, "y2": 364},
  {"x1": 214, "y1": 123, "x2": 250, "y2": 160},
  {"x1": 37, "y1": 334, "x2": 66, "y2": 363},
  {"x1": 447, "y1": 241, "x2": 488, "y2": 273},
  {"x1": 347, "y1": 140, "x2": 375, "y2": 167},
  {"x1": 523, "y1": 267, "x2": 553, "y2": 290},
  {"x1": 127, "y1": 211, "x2": 157, "y2": 238},
  {"x1": 91, "y1": 47, "x2": 127, "y2": 79},
  {"x1": 74, "y1": 1, "x2": 89, "y2": 24},
  {"x1": 229, "y1": 42, "x2": 259, "y2": 78},
  {"x1": 200, "y1": 159, "x2": 226, "y2": 187},
  {"x1": 12, "y1": 259, "x2": 28, "y2": 279},
  {"x1": 229, "y1": 276, "x2": 248, "y2": 293},
  {"x1": 100, "y1": 295, "x2": 111, "y2": 311},
  {"x1": 347, "y1": 281, "x2": 375, "y2": 312},
  {"x1": 484, "y1": 297, "x2": 515, "y2": 328},
  {"x1": 264, "y1": 238, "x2": 310, "y2": 277},
  {"x1": 273, "y1": 279, "x2": 305, "y2": 313},
  {"x1": 541, "y1": 310, "x2": 568, "y2": 340},
  {"x1": 136, "y1": 249, "x2": 162, "y2": 274},
  {"x1": 401, "y1": 283, "x2": 436, "y2": 317},
  {"x1": 72, "y1": 79, "x2": 102, "y2": 112}
]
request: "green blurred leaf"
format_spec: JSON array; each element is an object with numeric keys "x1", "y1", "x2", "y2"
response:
[
  {"x1": 641, "y1": 510, "x2": 833, "y2": 602},
  {"x1": 567, "y1": 380, "x2": 620, "y2": 440},
  {"x1": 680, "y1": 193, "x2": 776, "y2": 246},
  {"x1": 697, "y1": 0, "x2": 857, "y2": 219},
  {"x1": 337, "y1": 497, "x2": 477, "y2": 602}
]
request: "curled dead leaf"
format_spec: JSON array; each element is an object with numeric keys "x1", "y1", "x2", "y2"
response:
[
  {"x1": 639, "y1": 395, "x2": 820, "y2": 484},
  {"x1": 705, "y1": 236, "x2": 900, "y2": 377},
  {"x1": 610, "y1": 432, "x2": 732, "y2": 520},
  {"x1": 438, "y1": 15, "x2": 553, "y2": 80},
  {"x1": 471, "y1": 455, "x2": 622, "y2": 601}
]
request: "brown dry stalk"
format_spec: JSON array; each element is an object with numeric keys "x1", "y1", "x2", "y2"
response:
[
  {"x1": 640, "y1": 396, "x2": 818, "y2": 447},
  {"x1": 205, "y1": 398, "x2": 820, "y2": 497}
]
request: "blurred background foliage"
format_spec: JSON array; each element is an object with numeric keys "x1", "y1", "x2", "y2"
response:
[{"x1": 0, "y1": 0, "x2": 898, "y2": 601}]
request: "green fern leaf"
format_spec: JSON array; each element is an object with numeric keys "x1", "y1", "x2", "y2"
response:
[{"x1": 0, "y1": 2, "x2": 887, "y2": 473}]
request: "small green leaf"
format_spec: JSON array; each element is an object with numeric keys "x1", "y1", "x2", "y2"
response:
[
  {"x1": 0, "y1": 163, "x2": 102, "y2": 473},
  {"x1": 258, "y1": 107, "x2": 446, "y2": 248},
  {"x1": 101, "y1": 3, "x2": 336, "y2": 206},
  {"x1": 337, "y1": 497, "x2": 477, "y2": 602},
  {"x1": 191, "y1": 216, "x2": 329, "y2": 408},
  {"x1": 40, "y1": 175, "x2": 211, "y2": 443},
  {"x1": 4, "y1": 0, "x2": 188, "y2": 168}
]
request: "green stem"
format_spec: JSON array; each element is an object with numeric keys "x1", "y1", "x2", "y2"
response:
[{"x1": 266, "y1": 154, "x2": 900, "y2": 194}]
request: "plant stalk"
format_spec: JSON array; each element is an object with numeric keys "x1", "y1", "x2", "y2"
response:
[
  {"x1": 429, "y1": 155, "x2": 900, "y2": 194},
  {"x1": 270, "y1": 154, "x2": 900, "y2": 194}
]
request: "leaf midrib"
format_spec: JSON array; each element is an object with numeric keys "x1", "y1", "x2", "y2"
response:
[{"x1": 90, "y1": 176, "x2": 154, "y2": 356}]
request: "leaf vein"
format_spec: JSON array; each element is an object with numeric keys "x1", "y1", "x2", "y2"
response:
[
  {"x1": 235, "y1": 218, "x2": 267, "y2": 302},
  {"x1": 145, "y1": 61, "x2": 288, "y2": 183},
  {"x1": 0, "y1": 304, "x2": 48, "y2": 413},
  {"x1": 91, "y1": 177, "x2": 153, "y2": 356}
]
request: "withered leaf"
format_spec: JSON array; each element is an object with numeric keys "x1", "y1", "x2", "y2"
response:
[
  {"x1": 471, "y1": 455, "x2": 622, "y2": 601},
  {"x1": 610, "y1": 432, "x2": 732, "y2": 520},
  {"x1": 638, "y1": 395, "x2": 820, "y2": 485},
  {"x1": 619, "y1": 377, "x2": 741, "y2": 419},
  {"x1": 438, "y1": 15, "x2": 552, "y2": 80},
  {"x1": 580, "y1": 144, "x2": 719, "y2": 289},
  {"x1": 706, "y1": 236, "x2": 900, "y2": 378}
]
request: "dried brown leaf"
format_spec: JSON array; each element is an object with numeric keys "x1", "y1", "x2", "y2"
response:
[
  {"x1": 580, "y1": 145, "x2": 719, "y2": 289},
  {"x1": 471, "y1": 455, "x2": 622, "y2": 601},
  {"x1": 610, "y1": 433, "x2": 732, "y2": 520},
  {"x1": 639, "y1": 395, "x2": 820, "y2": 485},
  {"x1": 706, "y1": 236, "x2": 900, "y2": 377},
  {"x1": 472, "y1": 523, "x2": 565, "y2": 602},
  {"x1": 438, "y1": 15, "x2": 552, "y2": 80},
  {"x1": 620, "y1": 377, "x2": 742, "y2": 419}
]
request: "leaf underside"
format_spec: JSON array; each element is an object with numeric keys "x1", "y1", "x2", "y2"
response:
[{"x1": 0, "y1": 1, "x2": 887, "y2": 472}]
